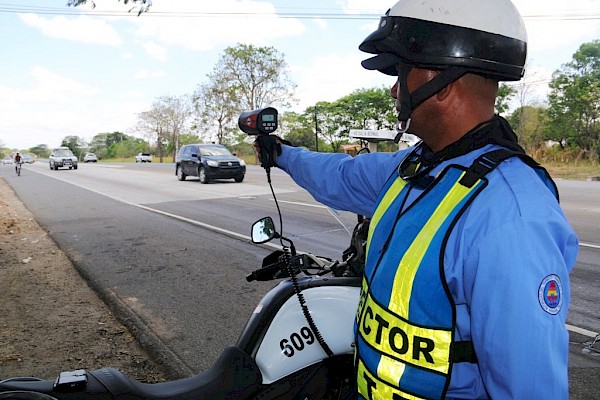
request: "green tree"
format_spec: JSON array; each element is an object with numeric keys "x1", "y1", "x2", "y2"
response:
[
  {"x1": 193, "y1": 75, "x2": 239, "y2": 145},
  {"x1": 496, "y1": 83, "x2": 516, "y2": 115},
  {"x1": 28, "y1": 144, "x2": 50, "y2": 158},
  {"x1": 299, "y1": 88, "x2": 396, "y2": 152},
  {"x1": 67, "y1": 0, "x2": 151, "y2": 15},
  {"x1": 160, "y1": 95, "x2": 193, "y2": 161},
  {"x1": 87, "y1": 133, "x2": 145, "y2": 159},
  {"x1": 89, "y1": 132, "x2": 128, "y2": 159},
  {"x1": 546, "y1": 40, "x2": 600, "y2": 160},
  {"x1": 279, "y1": 111, "x2": 320, "y2": 150},
  {"x1": 178, "y1": 133, "x2": 202, "y2": 146},
  {"x1": 194, "y1": 44, "x2": 296, "y2": 146},
  {"x1": 0, "y1": 140, "x2": 7, "y2": 159},
  {"x1": 137, "y1": 95, "x2": 193, "y2": 162},
  {"x1": 60, "y1": 136, "x2": 86, "y2": 159},
  {"x1": 218, "y1": 44, "x2": 297, "y2": 111},
  {"x1": 336, "y1": 87, "x2": 396, "y2": 131},
  {"x1": 303, "y1": 101, "x2": 350, "y2": 153},
  {"x1": 67, "y1": 0, "x2": 142, "y2": 5},
  {"x1": 508, "y1": 106, "x2": 548, "y2": 150},
  {"x1": 107, "y1": 138, "x2": 146, "y2": 159}
]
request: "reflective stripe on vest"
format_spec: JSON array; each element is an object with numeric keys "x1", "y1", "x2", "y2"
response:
[{"x1": 356, "y1": 166, "x2": 488, "y2": 400}]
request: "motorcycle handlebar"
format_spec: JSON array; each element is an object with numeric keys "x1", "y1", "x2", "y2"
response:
[
  {"x1": 246, "y1": 252, "x2": 304, "y2": 282},
  {"x1": 246, "y1": 250, "x2": 351, "y2": 282}
]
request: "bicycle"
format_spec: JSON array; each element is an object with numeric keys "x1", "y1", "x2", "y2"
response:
[{"x1": 15, "y1": 162, "x2": 22, "y2": 176}]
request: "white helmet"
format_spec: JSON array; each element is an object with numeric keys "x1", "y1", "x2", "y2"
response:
[
  {"x1": 360, "y1": 0, "x2": 527, "y2": 81},
  {"x1": 359, "y1": 0, "x2": 527, "y2": 134}
]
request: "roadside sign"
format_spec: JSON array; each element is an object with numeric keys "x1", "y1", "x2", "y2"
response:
[{"x1": 349, "y1": 130, "x2": 420, "y2": 148}]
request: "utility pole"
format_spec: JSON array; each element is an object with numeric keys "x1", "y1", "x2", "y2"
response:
[{"x1": 314, "y1": 106, "x2": 319, "y2": 152}]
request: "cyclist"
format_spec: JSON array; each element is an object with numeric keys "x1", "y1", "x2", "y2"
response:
[{"x1": 13, "y1": 152, "x2": 22, "y2": 174}]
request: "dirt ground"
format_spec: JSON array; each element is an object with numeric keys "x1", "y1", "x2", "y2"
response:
[{"x1": 0, "y1": 177, "x2": 166, "y2": 383}]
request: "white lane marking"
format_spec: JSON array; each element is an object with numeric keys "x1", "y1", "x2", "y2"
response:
[
  {"x1": 136, "y1": 203, "x2": 250, "y2": 241},
  {"x1": 566, "y1": 324, "x2": 599, "y2": 338},
  {"x1": 72, "y1": 186, "x2": 284, "y2": 251},
  {"x1": 81, "y1": 164, "x2": 124, "y2": 168},
  {"x1": 27, "y1": 163, "x2": 292, "y2": 203},
  {"x1": 275, "y1": 199, "x2": 326, "y2": 208},
  {"x1": 580, "y1": 242, "x2": 600, "y2": 249},
  {"x1": 137, "y1": 202, "x2": 600, "y2": 341},
  {"x1": 20, "y1": 165, "x2": 600, "y2": 339},
  {"x1": 277, "y1": 201, "x2": 600, "y2": 250}
]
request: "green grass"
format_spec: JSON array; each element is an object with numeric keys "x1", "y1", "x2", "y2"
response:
[
  {"x1": 96, "y1": 157, "x2": 153, "y2": 163},
  {"x1": 99, "y1": 153, "x2": 600, "y2": 181},
  {"x1": 529, "y1": 147, "x2": 600, "y2": 180},
  {"x1": 91, "y1": 157, "x2": 131, "y2": 163},
  {"x1": 543, "y1": 161, "x2": 600, "y2": 180},
  {"x1": 239, "y1": 154, "x2": 259, "y2": 166}
]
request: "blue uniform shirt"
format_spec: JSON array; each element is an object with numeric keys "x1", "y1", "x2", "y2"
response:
[{"x1": 276, "y1": 144, "x2": 578, "y2": 399}]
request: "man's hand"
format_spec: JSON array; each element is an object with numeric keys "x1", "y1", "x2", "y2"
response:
[{"x1": 253, "y1": 135, "x2": 292, "y2": 169}]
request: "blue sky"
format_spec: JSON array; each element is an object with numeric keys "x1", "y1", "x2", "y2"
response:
[{"x1": 1, "y1": 0, "x2": 600, "y2": 151}]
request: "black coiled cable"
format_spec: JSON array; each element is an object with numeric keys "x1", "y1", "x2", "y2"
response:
[
  {"x1": 282, "y1": 245, "x2": 334, "y2": 358},
  {"x1": 266, "y1": 168, "x2": 334, "y2": 358}
]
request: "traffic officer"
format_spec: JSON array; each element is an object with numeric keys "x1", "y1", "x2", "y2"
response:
[{"x1": 256, "y1": 0, "x2": 578, "y2": 398}]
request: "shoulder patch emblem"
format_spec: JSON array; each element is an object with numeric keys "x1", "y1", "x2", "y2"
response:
[{"x1": 538, "y1": 275, "x2": 563, "y2": 315}]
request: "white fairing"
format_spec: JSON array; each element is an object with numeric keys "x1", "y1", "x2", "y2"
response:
[{"x1": 255, "y1": 286, "x2": 360, "y2": 384}]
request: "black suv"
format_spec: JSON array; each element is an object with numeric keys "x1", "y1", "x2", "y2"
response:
[{"x1": 176, "y1": 144, "x2": 246, "y2": 183}]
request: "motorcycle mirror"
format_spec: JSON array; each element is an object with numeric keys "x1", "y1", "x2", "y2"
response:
[{"x1": 251, "y1": 217, "x2": 279, "y2": 244}]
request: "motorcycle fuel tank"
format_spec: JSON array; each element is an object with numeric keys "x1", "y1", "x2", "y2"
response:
[{"x1": 254, "y1": 285, "x2": 360, "y2": 384}]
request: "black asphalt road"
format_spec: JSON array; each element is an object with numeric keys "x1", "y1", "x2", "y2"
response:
[
  {"x1": 1, "y1": 163, "x2": 599, "y2": 398},
  {"x1": 1, "y1": 166, "x2": 276, "y2": 376}
]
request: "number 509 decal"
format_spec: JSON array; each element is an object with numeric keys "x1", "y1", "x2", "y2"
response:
[{"x1": 280, "y1": 327, "x2": 315, "y2": 357}]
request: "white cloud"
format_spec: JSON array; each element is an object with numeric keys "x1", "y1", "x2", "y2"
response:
[
  {"x1": 0, "y1": 67, "x2": 131, "y2": 149},
  {"x1": 337, "y1": 0, "x2": 389, "y2": 14},
  {"x1": 312, "y1": 18, "x2": 328, "y2": 30},
  {"x1": 131, "y1": 0, "x2": 307, "y2": 51},
  {"x1": 121, "y1": 90, "x2": 143, "y2": 99},
  {"x1": 512, "y1": 0, "x2": 600, "y2": 53},
  {"x1": 138, "y1": 40, "x2": 168, "y2": 61},
  {"x1": 81, "y1": 0, "x2": 151, "y2": 14},
  {"x1": 134, "y1": 69, "x2": 166, "y2": 79},
  {"x1": 336, "y1": 0, "x2": 600, "y2": 96},
  {"x1": 525, "y1": 19, "x2": 596, "y2": 53},
  {"x1": 5, "y1": 0, "x2": 600, "y2": 151},
  {"x1": 291, "y1": 52, "x2": 391, "y2": 111},
  {"x1": 26, "y1": 66, "x2": 101, "y2": 102},
  {"x1": 19, "y1": 13, "x2": 123, "y2": 46},
  {"x1": 340, "y1": 0, "x2": 600, "y2": 55}
]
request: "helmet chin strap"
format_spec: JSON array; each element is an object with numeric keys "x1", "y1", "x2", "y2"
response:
[
  {"x1": 394, "y1": 63, "x2": 413, "y2": 142},
  {"x1": 393, "y1": 64, "x2": 469, "y2": 143},
  {"x1": 394, "y1": 119, "x2": 411, "y2": 142}
]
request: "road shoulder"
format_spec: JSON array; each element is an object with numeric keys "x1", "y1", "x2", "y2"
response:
[{"x1": 0, "y1": 177, "x2": 166, "y2": 382}]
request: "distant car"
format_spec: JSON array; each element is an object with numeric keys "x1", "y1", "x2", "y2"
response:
[
  {"x1": 49, "y1": 147, "x2": 78, "y2": 170},
  {"x1": 83, "y1": 152, "x2": 98, "y2": 163},
  {"x1": 2, "y1": 157, "x2": 13, "y2": 165},
  {"x1": 135, "y1": 153, "x2": 152, "y2": 163},
  {"x1": 175, "y1": 144, "x2": 246, "y2": 183},
  {"x1": 21, "y1": 154, "x2": 35, "y2": 164}
]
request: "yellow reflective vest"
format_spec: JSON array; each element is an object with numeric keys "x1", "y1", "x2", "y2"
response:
[{"x1": 356, "y1": 164, "x2": 487, "y2": 400}]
